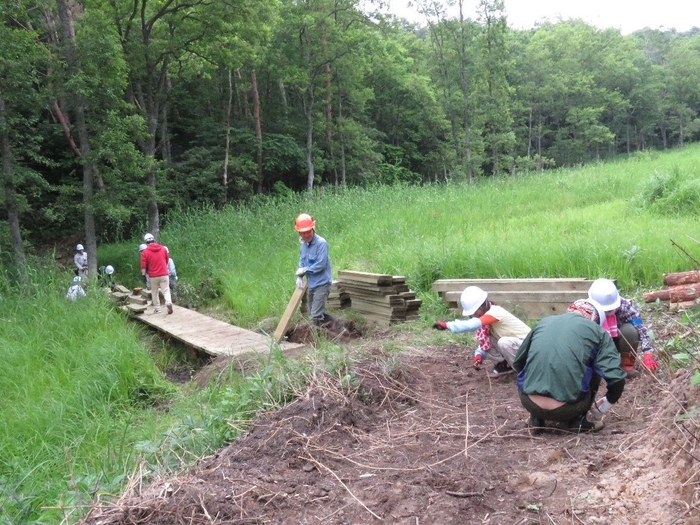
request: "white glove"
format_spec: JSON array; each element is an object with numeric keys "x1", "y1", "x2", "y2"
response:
[
  {"x1": 595, "y1": 397, "x2": 613, "y2": 414},
  {"x1": 296, "y1": 277, "x2": 304, "y2": 289},
  {"x1": 296, "y1": 267, "x2": 307, "y2": 277}
]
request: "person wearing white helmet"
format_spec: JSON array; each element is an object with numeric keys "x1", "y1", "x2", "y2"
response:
[
  {"x1": 140, "y1": 233, "x2": 173, "y2": 314},
  {"x1": 66, "y1": 275, "x2": 87, "y2": 301},
  {"x1": 74, "y1": 244, "x2": 88, "y2": 278},
  {"x1": 163, "y1": 246, "x2": 178, "y2": 300},
  {"x1": 514, "y1": 300, "x2": 626, "y2": 434},
  {"x1": 98, "y1": 265, "x2": 117, "y2": 291},
  {"x1": 138, "y1": 244, "x2": 151, "y2": 290},
  {"x1": 587, "y1": 278, "x2": 658, "y2": 378},
  {"x1": 433, "y1": 285, "x2": 531, "y2": 378}
]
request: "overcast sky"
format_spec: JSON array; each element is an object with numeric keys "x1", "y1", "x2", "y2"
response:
[{"x1": 374, "y1": 0, "x2": 700, "y2": 34}]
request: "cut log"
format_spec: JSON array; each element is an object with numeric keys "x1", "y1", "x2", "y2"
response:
[
  {"x1": 643, "y1": 284, "x2": 697, "y2": 303},
  {"x1": 663, "y1": 270, "x2": 700, "y2": 287},
  {"x1": 670, "y1": 300, "x2": 699, "y2": 311},
  {"x1": 669, "y1": 285, "x2": 700, "y2": 303}
]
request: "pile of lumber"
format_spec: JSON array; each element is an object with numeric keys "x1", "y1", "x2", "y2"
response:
[
  {"x1": 112, "y1": 286, "x2": 150, "y2": 315},
  {"x1": 432, "y1": 278, "x2": 595, "y2": 320},
  {"x1": 301, "y1": 280, "x2": 350, "y2": 313},
  {"x1": 643, "y1": 270, "x2": 700, "y2": 310},
  {"x1": 338, "y1": 270, "x2": 421, "y2": 325}
]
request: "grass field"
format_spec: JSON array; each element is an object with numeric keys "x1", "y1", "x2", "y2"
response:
[{"x1": 1, "y1": 144, "x2": 699, "y2": 523}]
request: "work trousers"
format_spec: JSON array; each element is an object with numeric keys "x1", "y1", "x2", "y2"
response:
[
  {"x1": 614, "y1": 323, "x2": 639, "y2": 355},
  {"x1": 519, "y1": 374, "x2": 601, "y2": 423},
  {"x1": 150, "y1": 275, "x2": 172, "y2": 310},
  {"x1": 481, "y1": 336, "x2": 525, "y2": 367},
  {"x1": 308, "y1": 282, "x2": 332, "y2": 325}
]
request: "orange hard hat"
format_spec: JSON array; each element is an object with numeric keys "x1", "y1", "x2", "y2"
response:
[{"x1": 294, "y1": 213, "x2": 316, "y2": 232}]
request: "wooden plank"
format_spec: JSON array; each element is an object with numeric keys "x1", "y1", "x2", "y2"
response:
[
  {"x1": 432, "y1": 278, "x2": 591, "y2": 293},
  {"x1": 446, "y1": 300, "x2": 573, "y2": 319},
  {"x1": 443, "y1": 289, "x2": 585, "y2": 304},
  {"x1": 274, "y1": 284, "x2": 307, "y2": 343},
  {"x1": 130, "y1": 304, "x2": 304, "y2": 356},
  {"x1": 338, "y1": 270, "x2": 394, "y2": 285}
]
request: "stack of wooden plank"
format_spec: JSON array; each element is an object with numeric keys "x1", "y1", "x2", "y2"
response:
[
  {"x1": 432, "y1": 278, "x2": 595, "y2": 320},
  {"x1": 328, "y1": 280, "x2": 351, "y2": 310},
  {"x1": 123, "y1": 287, "x2": 149, "y2": 315},
  {"x1": 338, "y1": 270, "x2": 422, "y2": 325},
  {"x1": 643, "y1": 270, "x2": 700, "y2": 310},
  {"x1": 300, "y1": 280, "x2": 350, "y2": 313}
]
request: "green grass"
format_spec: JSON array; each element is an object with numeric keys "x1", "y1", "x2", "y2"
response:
[
  {"x1": 2, "y1": 144, "x2": 698, "y2": 524},
  {"x1": 143, "y1": 144, "x2": 700, "y2": 326}
]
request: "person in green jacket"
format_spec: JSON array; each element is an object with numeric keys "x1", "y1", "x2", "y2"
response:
[{"x1": 513, "y1": 299, "x2": 626, "y2": 434}]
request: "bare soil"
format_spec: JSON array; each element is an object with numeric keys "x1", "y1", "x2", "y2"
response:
[{"x1": 80, "y1": 318, "x2": 700, "y2": 525}]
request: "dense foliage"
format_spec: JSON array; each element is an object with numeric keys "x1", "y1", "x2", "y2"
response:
[{"x1": 1, "y1": 0, "x2": 699, "y2": 270}]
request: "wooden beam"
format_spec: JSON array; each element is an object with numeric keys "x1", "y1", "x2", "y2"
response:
[
  {"x1": 432, "y1": 278, "x2": 591, "y2": 293},
  {"x1": 274, "y1": 284, "x2": 307, "y2": 343}
]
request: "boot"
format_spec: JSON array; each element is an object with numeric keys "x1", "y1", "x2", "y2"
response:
[{"x1": 620, "y1": 353, "x2": 640, "y2": 379}]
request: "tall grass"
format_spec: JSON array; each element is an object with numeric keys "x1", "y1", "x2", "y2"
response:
[
  {"x1": 152, "y1": 144, "x2": 700, "y2": 326},
  {"x1": 0, "y1": 145, "x2": 698, "y2": 523}
]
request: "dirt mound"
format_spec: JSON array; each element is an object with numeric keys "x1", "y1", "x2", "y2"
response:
[{"x1": 79, "y1": 344, "x2": 700, "y2": 525}]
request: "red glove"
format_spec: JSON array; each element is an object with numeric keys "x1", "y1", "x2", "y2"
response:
[
  {"x1": 643, "y1": 352, "x2": 659, "y2": 371},
  {"x1": 472, "y1": 354, "x2": 483, "y2": 368},
  {"x1": 432, "y1": 321, "x2": 448, "y2": 330}
]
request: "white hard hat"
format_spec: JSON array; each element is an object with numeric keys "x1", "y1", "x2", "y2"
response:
[
  {"x1": 73, "y1": 276, "x2": 81, "y2": 283},
  {"x1": 144, "y1": 233, "x2": 155, "y2": 243},
  {"x1": 76, "y1": 244, "x2": 84, "y2": 251},
  {"x1": 460, "y1": 286, "x2": 489, "y2": 316},
  {"x1": 105, "y1": 265, "x2": 115, "y2": 275},
  {"x1": 138, "y1": 243, "x2": 147, "y2": 252},
  {"x1": 588, "y1": 278, "x2": 621, "y2": 311}
]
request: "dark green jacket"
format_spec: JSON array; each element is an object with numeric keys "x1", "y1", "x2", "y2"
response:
[{"x1": 513, "y1": 313, "x2": 626, "y2": 403}]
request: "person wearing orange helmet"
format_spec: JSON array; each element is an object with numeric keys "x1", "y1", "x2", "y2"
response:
[{"x1": 294, "y1": 213, "x2": 335, "y2": 327}]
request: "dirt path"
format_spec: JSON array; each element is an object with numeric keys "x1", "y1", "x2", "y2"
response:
[{"x1": 80, "y1": 342, "x2": 700, "y2": 525}]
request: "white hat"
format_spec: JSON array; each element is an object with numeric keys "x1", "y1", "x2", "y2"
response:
[
  {"x1": 138, "y1": 243, "x2": 147, "y2": 252},
  {"x1": 73, "y1": 276, "x2": 81, "y2": 284},
  {"x1": 588, "y1": 278, "x2": 621, "y2": 311},
  {"x1": 76, "y1": 244, "x2": 84, "y2": 251},
  {"x1": 460, "y1": 286, "x2": 489, "y2": 316},
  {"x1": 105, "y1": 265, "x2": 115, "y2": 275},
  {"x1": 144, "y1": 233, "x2": 155, "y2": 243}
]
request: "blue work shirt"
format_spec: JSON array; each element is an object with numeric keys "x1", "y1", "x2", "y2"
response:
[{"x1": 299, "y1": 233, "x2": 332, "y2": 290}]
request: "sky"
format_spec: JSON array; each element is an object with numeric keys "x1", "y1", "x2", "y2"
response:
[{"x1": 373, "y1": 0, "x2": 700, "y2": 35}]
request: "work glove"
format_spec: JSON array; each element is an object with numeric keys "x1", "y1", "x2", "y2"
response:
[
  {"x1": 296, "y1": 267, "x2": 307, "y2": 277},
  {"x1": 432, "y1": 321, "x2": 448, "y2": 330},
  {"x1": 472, "y1": 354, "x2": 483, "y2": 369},
  {"x1": 142, "y1": 275, "x2": 147, "y2": 286},
  {"x1": 296, "y1": 277, "x2": 304, "y2": 289},
  {"x1": 590, "y1": 397, "x2": 613, "y2": 421},
  {"x1": 643, "y1": 352, "x2": 659, "y2": 371}
]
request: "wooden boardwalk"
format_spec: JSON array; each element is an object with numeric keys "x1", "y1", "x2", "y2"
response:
[{"x1": 128, "y1": 304, "x2": 305, "y2": 358}]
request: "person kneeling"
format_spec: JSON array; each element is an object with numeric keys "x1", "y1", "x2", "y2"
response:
[{"x1": 513, "y1": 299, "x2": 626, "y2": 434}]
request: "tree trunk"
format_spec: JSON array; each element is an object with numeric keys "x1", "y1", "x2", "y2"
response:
[
  {"x1": 0, "y1": 98, "x2": 27, "y2": 277},
  {"x1": 663, "y1": 270, "x2": 700, "y2": 287},
  {"x1": 56, "y1": 0, "x2": 98, "y2": 276},
  {"x1": 304, "y1": 82, "x2": 315, "y2": 191},
  {"x1": 336, "y1": 82, "x2": 347, "y2": 186},
  {"x1": 222, "y1": 68, "x2": 232, "y2": 202},
  {"x1": 251, "y1": 69, "x2": 264, "y2": 194}
]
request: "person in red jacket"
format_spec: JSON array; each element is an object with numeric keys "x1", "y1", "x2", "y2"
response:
[{"x1": 140, "y1": 233, "x2": 173, "y2": 314}]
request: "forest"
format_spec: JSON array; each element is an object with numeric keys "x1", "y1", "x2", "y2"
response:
[{"x1": 1, "y1": 0, "x2": 699, "y2": 277}]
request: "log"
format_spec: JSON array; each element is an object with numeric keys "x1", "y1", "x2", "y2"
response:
[
  {"x1": 643, "y1": 284, "x2": 697, "y2": 302},
  {"x1": 669, "y1": 285, "x2": 700, "y2": 303},
  {"x1": 663, "y1": 270, "x2": 700, "y2": 287},
  {"x1": 670, "y1": 300, "x2": 699, "y2": 311}
]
